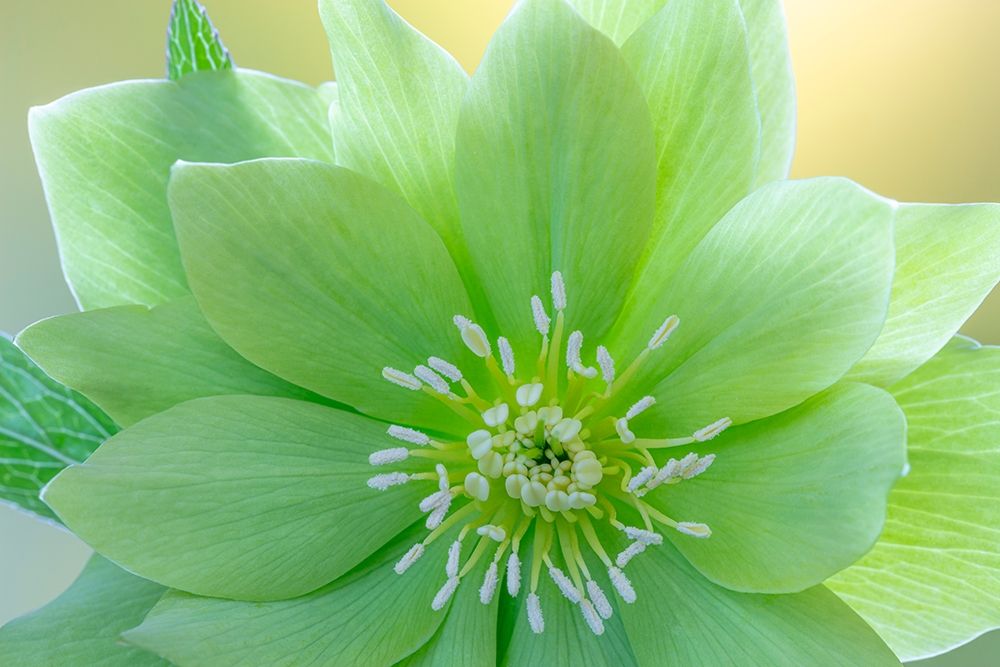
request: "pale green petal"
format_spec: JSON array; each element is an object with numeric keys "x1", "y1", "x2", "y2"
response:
[
  {"x1": 849, "y1": 203, "x2": 1000, "y2": 386},
  {"x1": 124, "y1": 523, "x2": 456, "y2": 667},
  {"x1": 43, "y1": 395, "x2": 427, "y2": 601},
  {"x1": 829, "y1": 337, "x2": 1000, "y2": 661},
  {"x1": 645, "y1": 382, "x2": 905, "y2": 594},
  {"x1": 0, "y1": 555, "x2": 167, "y2": 666},
  {"x1": 620, "y1": 0, "x2": 760, "y2": 293},
  {"x1": 319, "y1": 0, "x2": 467, "y2": 257},
  {"x1": 609, "y1": 178, "x2": 895, "y2": 433},
  {"x1": 455, "y1": 0, "x2": 656, "y2": 347},
  {"x1": 29, "y1": 70, "x2": 334, "y2": 310},
  {"x1": 563, "y1": 0, "x2": 665, "y2": 45},
  {"x1": 16, "y1": 297, "x2": 329, "y2": 428},
  {"x1": 169, "y1": 159, "x2": 480, "y2": 433}
]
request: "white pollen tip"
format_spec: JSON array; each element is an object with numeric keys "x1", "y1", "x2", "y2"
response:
[
  {"x1": 615, "y1": 540, "x2": 646, "y2": 568},
  {"x1": 530, "y1": 295, "x2": 551, "y2": 336},
  {"x1": 454, "y1": 318, "x2": 491, "y2": 358},
  {"x1": 551, "y1": 271, "x2": 567, "y2": 311},
  {"x1": 368, "y1": 447, "x2": 409, "y2": 466},
  {"x1": 596, "y1": 345, "x2": 615, "y2": 384},
  {"x1": 387, "y1": 424, "x2": 430, "y2": 446},
  {"x1": 693, "y1": 417, "x2": 732, "y2": 442},
  {"x1": 627, "y1": 465, "x2": 656, "y2": 493},
  {"x1": 425, "y1": 501, "x2": 451, "y2": 530},
  {"x1": 394, "y1": 543, "x2": 425, "y2": 574},
  {"x1": 580, "y1": 599, "x2": 605, "y2": 636},
  {"x1": 419, "y1": 490, "x2": 449, "y2": 513},
  {"x1": 625, "y1": 396, "x2": 656, "y2": 421},
  {"x1": 648, "y1": 315, "x2": 680, "y2": 350},
  {"x1": 479, "y1": 561, "x2": 499, "y2": 604},
  {"x1": 615, "y1": 418, "x2": 636, "y2": 445},
  {"x1": 566, "y1": 330, "x2": 584, "y2": 368},
  {"x1": 587, "y1": 580, "x2": 613, "y2": 620},
  {"x1": 682, "y1": 454, "x2": 716, "y2": 479},
  {"x1": 482, "y1": 403, "x2": 510, "y2": 428},
  {"x1": 432, "y1": 577, "x2": 460, "y2": 611},
  {"x1": 624, "y1": 526, "x2": 664, "y2": 546},
  {"x1": 446, "y1": 540, "x2": 462, "y2": 578},
  {"x1": 497, "y1": 337, "x2": 516, "y2": 376},
  {"x1": 382, "y1": 367, "x2": 421, "y2": 390},
  {"x1": 548, "y1": 567, "x2": 582, "y2": 603},
  {"x1": 414, "y1": 364, "x2": 450, "y2": 394},
  {"x1": 527, "y1": 592, "x2": 545, "y2": 634},
  {"x1": 427, "y1": 356, "x2": 463, "y2": 382},
  {"x1": 506, "y1": 552, "x2": 522, "y2": 597},
  {"x1": 367, "y1": 472, "x2": 411, "y2": 491},
  {"x1": 476, "y1": 524, "x2": 506, "y2": 542},
  {"x1": 608, "y1": 566, "x2": 636, "y2": 604},
  {"x1": 515, "y1": 382, "x2": 544, "y2": 407},
  {"x1": 676, "y1": 521, "x2": 712, "y2": 539},
  {"x1": 452, "y1": 315, "x2": 472, "y2": 329},
  {"x1": 436, "y1": 464, "x2": 450, "y2": 491}
]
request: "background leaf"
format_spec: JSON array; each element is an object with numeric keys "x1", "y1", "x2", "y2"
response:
[{"x1": 166, "y1": 0, "x2": 233, "y2": 80}]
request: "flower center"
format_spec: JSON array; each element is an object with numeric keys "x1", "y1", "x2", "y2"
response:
[{"x1": 368, "y1": 272, "x2": 730, "y2": 636}]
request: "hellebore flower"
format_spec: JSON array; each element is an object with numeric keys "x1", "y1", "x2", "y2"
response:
[{"x1": 4, "y1": 0, "x2": 1000, "y2": 665}]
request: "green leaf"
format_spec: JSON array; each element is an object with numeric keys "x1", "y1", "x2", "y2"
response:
[
  {"x1": 563, "y1": 0, "x2": 665, "y2": 45},
  {"x1": 829, "y1": 337, "x2": 1000, "y2": 661},
  {"x1": 0, "y1": 334, "x2": 116, "y2": 522},
  {"x1": 645, "y1": 382, "x2": 905, "y2": 594},
  {"x1": 43, "y1": 395, "x2": 427, "y2": 601},
  {"x1": 849, "y1": 203, "x2": 1000, "y2": 386},
  {"x1": 0, "y1": 555, "x2": 168, "y2": 666},
  {"x1": 608, "y1": 177, "x2": 896, "y2": 433},
  {"x1": 168, "y1": 158, "x2": 482, "y2": 434},
  {"x1": 124, "y1": 522, "x2": 456, "y2": 666},
  {"x1": 29, "y1": 69, "x2": 334, "y2": 310},
  {"x1": 606, "y1": 528, "x2": 900, "y2": 666},
  {"x1": 454, "y1": 0, "x2": 656, "y2": 351},
  {"x1": 16, "y1": 296, "x2": 332, "y2": 428},
  {"x1": 166, "y1": 0, "x2": 233, "y2": 80}
]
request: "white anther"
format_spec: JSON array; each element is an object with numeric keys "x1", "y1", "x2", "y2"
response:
[
  {"x1": 580, "y1": 599, "x2": 605, "y2": 636},
  {"x1": 505, "y1": 473, "x2": 529, "y2": 499},
  {"x1": 387, "y1": 425, "x2": 430, "y2": 445},
  {"x1": 483, "y1": 403, "x2": 510, "y2": 427},
  {"x1": 507, "y1": 552, "x2": 522, "y2": 596},
  {"x1": 466, "y1": 429, "x2": 494, "y2": 459},
  {"x1": 432, "y1": 577, "x2": 460, "y2": 611},
  {"x1": 454, "y1": 316, "x2": 491, "y2": 358},
  {"x1": 551, "y1": 418, "x2": 582, "y2": 442},
  {"x1": 497, "y1": 337, "x2": 516, "y2": 377},
  {"x1": 427, "y1": 356, "x2": 462, "y2": 382},
  {"x1": 615, "y1": 418, "x2": 636, "y2": 444},
  {"x1": 649, "y1": 458, "x2": 680, "y2": 489},
  {"x1": 548, "y1": 567, "x2": 581, "y2": 603},
  {"x1": 419, "y1": 490, "x2": 450, "y2": 513},
  {"x1": 551, "y1": 271, "x2": 567, "y2": 311},
  {"x1": 624, "y1": 526, "x2": 663, "y2": 546},
  {"x1": 625, "y1": 396, "x2": 656, "y2": 420},
  {"x1": 520, "y1": 480, "x2": 547, "y2": 507},
  {"x1": 436, "y1": 463, "x2": 450, "y2": 492},
  {"x1": 587, "y1": 580, "x2": 613, "y2": 620},
  {"x1": 693, "y1": 417, "x2": 732, "y2": 441},
  {"x1": 368, "y1": 447, "x2": 409, "y2": 466},
  {"x1": 480, "y1": 561, "x2": 499, "y2": 604},
  {"x1": 426, "y1": 499, "x2": 451, "y2": 529},
  {"x1": 681, "y1": 454, "x2": 716, "y2": 479},
  {"x1": 367, "y1": 472, "x2": 411, "y2": 490},
  {"x1": 615, "y1": 541, "x2": 646, "y2": 568},
  {"x1": 676, "y1": 522, "x2": 712, "y2": 538},
  {"x1": 567, "y1": 330, "x2": 584, "y2": 368},
  {"x1": 414, "y1": 364, "x2": 449, "y2": 394},
  {"x1": 527, "y1": 592, "x2": 545, "y2": 634},
  {"x1": 465, "y1": 472, "x2": 491, "y2": 502},
  {"x1": 382, "y1": 367, "x2": 422, "y2": 390},
  {"x1": 572, "y1": 458, "x2": 603, "y2": 488},
  {"x1": 447, "y1": 540, "x2": 462, "y2": 578},
  {"x1": 608, "y1": 566, "x2": 636, "y2": 604},
  {"x1": 516, "y1": 383, "x2": 544, "y2": 407},
  {"x1": 627, "y1": 466, "x2": 657, "y2": 493},
  {"x1": 531, "y1": 295, "x2": 551, "y2": 336},
  {"x1": 677, "y1": 452, "x2": 699, "y2": 471},
  {"x1": 648, "y1": 315, "x2": 680, "y2": 350},
  {"x1": 478, "y1": 451, "x2": 503, "y2": 478},
  {"x1": 394, "y1": 543, "x2": 425, "y2": 574},
  {"x1": 476, "y1": 524, "x2": 506, "y2": 542},
  {"x1": 596, "y1": 346, "x2": 615, "y2": 384}
]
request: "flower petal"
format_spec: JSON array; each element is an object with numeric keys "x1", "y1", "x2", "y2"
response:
[
  {"x1": 42, "y1": 395, "x2": 428, "y2": 601},
  {"x1": 0, "y1": 555, "x2": 166, "y2": 666},
  {"x1": 563, "y1": 0, "x2": 665, "y2": 45},
  {"x1": 848, "y1": 203, "x2": 1000, "y2": 386},
  {"x1": 454, "y1": 0, "x2": 656, "y2": 347},
  {"x1": 829, "y1": 337, "x2": 1000, "y2": 661},
  {"x1": 28, "y1": 70, "x2": 334, "y2": 310},
  {"x1": 645, "y1": 382, "x2": 905, "y2": 593},
  {"x1": 169, "y1": 158, "x2": 480, "y2": 433},
  {"x1": 123, "y1": 523, "x2": 456, "y2": 666},
  {"x1": 16, "y1": 297, "x2": 330, "y2": 427},
  {"x1": 609, "y1": 177, "x2": 896, "y2": 432}
]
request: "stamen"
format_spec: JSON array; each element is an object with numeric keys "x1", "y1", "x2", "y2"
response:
[
  {"x1": 608, "y1": 566, "x2": 636, "y2": 603},
  {"x1": 419, "y1": 490, "x2": 450, "y2": 513},
  {"x1": 368, "y1": 447, "x2": 409, "y2": 466},
  {"x1": 627, "y1": 466, "x2": 656, "y2": 492},
  {"x1": 507, "y1": 552, "x2": 522, "y2": 597},
  {"x1": 551, "y1": 271, "x2": 567, "y2": 311},
  {"x1": 436, "y1": 464, "x2": 450, "y2": 492},
  {"x1": 648, "y1": 315, "x2": 680, "y2": 350},
  {"x1": 367, "y1": 472, "x2": 411, "y2": 491},
  {"x1": 382, "y1": 367, "x2": 422, "y2": 390},
  {"x1": 427, "y1": 356, "x2": 462, "y2": 382},
  {"x1": 432, "y1": 577, "x2": 460, "y2": 611},
  {"x1": 586, "y1": 580, "x2": 613, "y2": 620},
  {"x1": 567, "y1": 331, "x2": 584, "y2": 368},
  {"x1": 515, "y1": 383, "x2": 544, "y2": 407},
  {"x1": 483, "y1": 403, "x2": 510, "y2": 427},
  {"x1": 414, "y1": 365, "x2": 450, "y2": 394},
  {"x1": 476, "y1": 525, "x2": 507, "y2": 542},
  {"x1": 531, "y1": 296, "x2": 551, "y2": 336},
  {"x1": 466, "y1": 430, "x2": 494, "y2": 459},
  {"x1": 676, "y1": 522, "x2": 712, "y2": 538},
  {"x1": 580, "y1": 599, "x2": 605, "y2": 636},
  {"x1": 548, "y1": 566, "x2": 582, "y2": 603},
  {"x1": 615, "y1": 541, "x2": 646, "y2": 568},
  {"x1": 465, "y1": 472, "x2": 491, "y2": 502},
  {"x1": 426, "y1": 499, "x2": 452, "y2": 530},
  {"x1": 596, "y1": 346, "x2": 615, "y2": 384},
  {"x1": 681, "y1": 454, "x2": 716, "y2": 479},
  {"x1": 693, "y1": 417, "x2": 732, "y2": 441},
  {"x1": 624, "y1": 526, "x2": 663, "y2": 545},
  {"x1": 625, "y1": 396, "x2": 656, "y2": 420},
  {"x1": 394, "y1": 543, "x2": 425, "y2": 574},
  {"x1": 479, "y1": 561, "x2": 499, "y2": 604},
  {"x1": 388, "y1": 425, "x2": 430, "y2": 445},
  {"x1": 446, "y1": 540, "x2": 462, "y2": 578},
  {"x1": 527, "y1": 592, "x2": 545, "y2": 633},
  {"x1": 615, "y1": 418, "x2": 636, "y2": 445},
  {"x1": 454, "y1": 316, "x2": 491, "y2": 358}
]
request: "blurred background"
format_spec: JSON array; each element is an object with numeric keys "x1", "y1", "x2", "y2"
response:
[{"x1": 1, "y1": 1, "x2": 997, "y2": 664}]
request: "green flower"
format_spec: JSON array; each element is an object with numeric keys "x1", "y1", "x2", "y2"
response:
[{"x1": 4, "y1": 0, "x2": 1000, "y2": 665}]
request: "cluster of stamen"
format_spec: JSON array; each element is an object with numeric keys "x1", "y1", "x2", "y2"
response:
[{"x1": 369, "y1": 272, "x2": 731, "y2": 635}]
